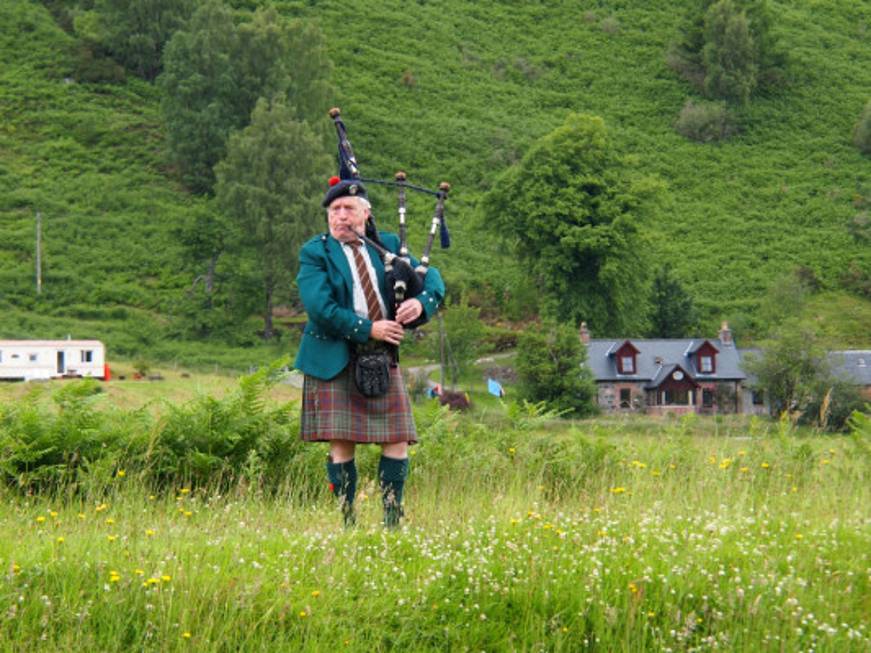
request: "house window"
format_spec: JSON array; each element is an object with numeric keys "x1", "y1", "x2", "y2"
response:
[
  {"x1": 702, "y1": 389, "x2": 714, "y2": 407},
  {"x1": 29, "y1": 353, "x2": 38, "y2": 362},
  {"x1": 752, "y1": 390, "x2": 764, "y2": 405},
  {"x1": 664, "y1": 389, "x2": 690, "y2": 405},
  {"x1": 699, "y1": 356, "x2": 713, "y2": 373},
  {"x1": 620, "y1": 388, "x2": 631, "y2": 409},
  {"x1": 0, "y1": 351, "x2": 2, "y2": 363},
  {"x1": 81, "y1": 350, "x2": 93, "y2": 363},
  {"x1": 620, "y1": 356, "x2": 635, "y2": 374}
]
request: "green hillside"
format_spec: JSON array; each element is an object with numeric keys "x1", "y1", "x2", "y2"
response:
[{"x1": 1, "y1": 0, "x2": 869, "y2": 359}]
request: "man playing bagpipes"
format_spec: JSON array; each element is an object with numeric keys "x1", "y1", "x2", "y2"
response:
[{"x1": 294, "y1": 109, "x2": 449, "y2": 528}]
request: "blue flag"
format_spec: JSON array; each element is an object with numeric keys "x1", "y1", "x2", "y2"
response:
[{"x1": 487, "y1": 378, "x2": 504, "y2": 398}]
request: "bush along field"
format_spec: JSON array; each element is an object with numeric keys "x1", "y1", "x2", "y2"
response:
[{"x1": 0, "y1": 371, "x2": 869, "y2": 651}]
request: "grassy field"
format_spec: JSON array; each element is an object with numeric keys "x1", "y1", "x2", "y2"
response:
[{"x1": 1, "y1": 370, "x2": 869, "y2": 651}]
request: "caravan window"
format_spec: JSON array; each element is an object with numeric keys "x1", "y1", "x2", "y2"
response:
[
  {"x1": 81, "y1": 350, "x2": 94, "y2": 363},
  {"x1": 29, "y1": 353, "x2": 37, "y2": 362}
]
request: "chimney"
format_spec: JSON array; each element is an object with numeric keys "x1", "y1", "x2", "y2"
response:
[
  {"x1": 718, "y1": 321, "x2": 733, "y2": 346},
  {"x1": 579, "y1": 321, "x2": 590, "y2": 345}
]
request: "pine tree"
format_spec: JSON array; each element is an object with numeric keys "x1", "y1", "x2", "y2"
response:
[{"x1": 647, "y1": 264, "x2": 698, "y2": 338}]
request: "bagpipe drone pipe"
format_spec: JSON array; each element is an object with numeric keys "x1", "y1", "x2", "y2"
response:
[{"x1": 329, "y1": 107, "x2": 450, "y2": 328}]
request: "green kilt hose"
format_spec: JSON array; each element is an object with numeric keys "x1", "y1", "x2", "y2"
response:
[{"x1": 300, "y1": 365, "x2": 417, "y2": 443}]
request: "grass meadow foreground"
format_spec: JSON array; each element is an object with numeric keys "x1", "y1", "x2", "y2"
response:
[{"x1": 0, "y1": 375, "x2": 869, "y2": 651}]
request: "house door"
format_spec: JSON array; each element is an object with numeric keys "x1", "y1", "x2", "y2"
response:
[{"x1": 57, "y1": 351, "x2": 65, "y2": 374}]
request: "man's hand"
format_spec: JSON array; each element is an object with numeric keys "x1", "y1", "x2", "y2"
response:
[
  {"x1": 395, "y1": 298, "x2": 423, "y2": 325},
  {"x1": 370, "y1": 320, "x2": 405, "y2": 345}
]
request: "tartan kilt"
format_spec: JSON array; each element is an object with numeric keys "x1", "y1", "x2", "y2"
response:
[{"x1": 300, "y1": 364, "x2": 417, "y2": 444}]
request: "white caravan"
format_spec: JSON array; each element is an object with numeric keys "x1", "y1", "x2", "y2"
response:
[{"x1": 0, "y1": 340, "x2": 107, "y2": 381}]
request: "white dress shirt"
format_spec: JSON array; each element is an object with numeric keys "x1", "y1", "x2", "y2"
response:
[{"x1": 341, "y1": 241, "x2": 389, "y2": 320}]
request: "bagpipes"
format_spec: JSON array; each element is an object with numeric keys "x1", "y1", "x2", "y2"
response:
[{"x1": 328, "y1": 108, "x2": 450, "y2": 324}]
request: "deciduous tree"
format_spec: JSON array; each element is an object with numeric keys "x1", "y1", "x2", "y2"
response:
[
  {"x1": 159, "y1": 1, "x2": 331, "y2": 194},
  {"x1": 214, "y1": 98, "x2": 330, "y2": 340},
  {"x1": 483, "y1": 113, "x2": 659, "y2": 334},
  {"x1": 93, "y1": 0, "x2": 194, "y2": 80}
]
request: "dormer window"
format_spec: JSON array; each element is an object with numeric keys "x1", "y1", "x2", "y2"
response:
[
  {"x1": 693, "y1": 341, "x2": 719, "y2": 374},
  {"x1": 614, "y1": 341, "x2": 640, "y2": 375}
]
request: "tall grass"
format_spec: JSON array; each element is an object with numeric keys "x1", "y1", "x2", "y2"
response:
[{"x1": 1, "y1": 375, "x2": 869, "y2": 650}]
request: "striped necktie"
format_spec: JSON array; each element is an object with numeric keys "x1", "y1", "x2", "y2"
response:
[{"x1": 349, "y1": 241, "x2": 384, "y2": 321}]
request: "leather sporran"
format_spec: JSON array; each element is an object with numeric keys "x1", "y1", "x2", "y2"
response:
[{"x1": 352, "y1": 346, "x2": 392, "y2": 398}]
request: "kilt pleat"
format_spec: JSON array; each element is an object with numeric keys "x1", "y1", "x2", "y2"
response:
[{"x1": 300, "y1": 365, "x2": 417, "y2": 443}]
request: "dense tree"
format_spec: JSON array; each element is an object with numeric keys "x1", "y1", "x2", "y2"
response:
[
  {"x1": 158, "y1": 1, "x2": 332, "y2": 194},
  {"x1": 92, "y1": 0, "x2": 194, "y2": 80},
  {"x1": 703, "y1": 0, "x2": 757, "y2": 105},
  {"x1": 515, "y1": 320, "x2": 597, "y2": 416},
  {"x1": 482, "y1": 113, "x2": 659, "y2": 334},
  {"x1": 158, "y1": 0, "x2": 238, "y2": 194},
  {"x1": 743, "y1": 321, "x2": 864, "y2": 430},
  {"x1": 647, "y1": 264, "x2": 698, "y2": 338},
  {"x1": 214, "y1": 98, "x2": 330, "y2": 339},
  {"x1": 743, "y1": 321, "x2": 828, "y2": 417},
  {"x1": 669, "y1": 0, "x2": 785, "y2": 103}
]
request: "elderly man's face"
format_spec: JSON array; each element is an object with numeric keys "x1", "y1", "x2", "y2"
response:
[{"x1": 327, "y1": 196, "x2": 368, "y2": 243}]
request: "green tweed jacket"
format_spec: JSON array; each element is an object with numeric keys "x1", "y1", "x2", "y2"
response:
[{"x1": 294, "y1": 231, "x2": 445, "y2": 380}]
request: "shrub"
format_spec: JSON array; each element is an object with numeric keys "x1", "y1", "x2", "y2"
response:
[
  {"x1": 515, "y1": 320, "x2": 597, "y2": 416},
  {"x1": 853, "y1": 100, "x2": 871, "y2": 155},
  {"x1": 675, "y1": 99, "x2": 736, "y2": 142}
]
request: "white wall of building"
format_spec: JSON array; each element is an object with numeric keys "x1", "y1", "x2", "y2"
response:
[{"x1": 0, "y1": 340, "x2": 106, "y2": 381}]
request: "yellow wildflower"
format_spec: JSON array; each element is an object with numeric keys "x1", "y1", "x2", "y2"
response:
[
  {"x1": 161, "y1": 575, "x2": 171, "y2": 583},
  {"x1": 179, "y1": 488, "x2": 191, "y2": 495},
  {"x1": 311, "y1": 590, "x2": 321, "y2": 598},
  {"x1": 35, "y1": 516, "x2": 46, "y2": 523},
  {"x1": 182, "y1": 632, "x2": 191, "y2": 640},
  {"x1": 116, "y1": 470, "x2": 126, "y2": 478},
  {"x1": 146, "y1": 529, "x2": 155, "y2": 537},
  {"x1": 760, "y1": 462, "x2": 770, "y2": 469},
  {"x1": 49, "y1": 511, "x2": 58, "y2": 519},
  {"x1": 107, "y1": 535, "x2": 117, "y2": 542},
  {"x1": 56, "y1": 537, "x2": 65, "y2": 544}
]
